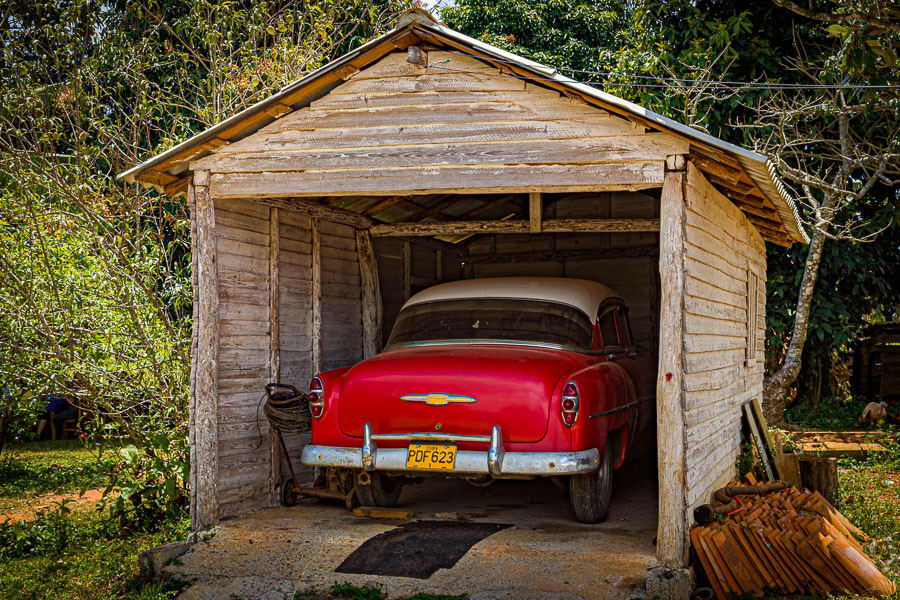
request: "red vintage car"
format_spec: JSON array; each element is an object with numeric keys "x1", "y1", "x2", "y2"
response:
[{"x1": 301, "y1": 277, "x2": 656, "y2": 522}]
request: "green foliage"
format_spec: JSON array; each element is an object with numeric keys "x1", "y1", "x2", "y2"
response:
[
  {"x1": 0, "y1": 507, "x2": 189, "y2": 600},
  {"x1": 0, "y1": 0, "x2": 412, "y2": 529},
  {"x1": 735, "y1": 442, "x2": 767, "y2": 482},
  {"x1": 293, "y1": 583, "x2": 467, "y2": 600},
  {"x1": 836, "y1": 437, "x2": 900, "y2": 586},
  {"x1": 784, "y1": 396, "x2": 874, "y2": 430}
]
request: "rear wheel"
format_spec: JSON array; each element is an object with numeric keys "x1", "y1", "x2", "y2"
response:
[
  {"x1": 569, "y1": 442, "x2": 614, "y2": 523},
  {"x1": 355, "y1": 471, "x2": 403, "y2": 507}
]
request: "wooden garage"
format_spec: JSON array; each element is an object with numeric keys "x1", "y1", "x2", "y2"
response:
[{"x1": 120, "y1": 9, "x2": 807, "y2": 568}]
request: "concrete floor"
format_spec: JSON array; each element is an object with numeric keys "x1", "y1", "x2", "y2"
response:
[{"x1": 167, "y1": 461, "x2": 659, "y2": 600}]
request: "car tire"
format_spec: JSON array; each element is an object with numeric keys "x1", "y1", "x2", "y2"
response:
[
  {"x1": 355, "y1": 471, "x2": 403, "y2": 507},
  {"x1": 569, "y1": 443, "x2": 614, "y2": 523},
  {"x1": 281, "y1": 478, "x2": 298, "y2": 507}
]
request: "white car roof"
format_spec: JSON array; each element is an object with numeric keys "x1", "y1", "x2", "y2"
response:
[{"x1": 402, "y1": 277, "x2": 620, "y2": 321}]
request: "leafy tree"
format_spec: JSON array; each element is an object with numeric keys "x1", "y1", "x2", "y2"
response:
[
  {"x1": 0, "y1": 0, "x2": 411, "y2": 526},
  {"x1": 442, "y1": 0, "x2": 900, "y2": 421}
]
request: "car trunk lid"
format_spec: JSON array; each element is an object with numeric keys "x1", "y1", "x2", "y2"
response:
[{"x1": 337, "y1": 345, "x2": 575, "y2": 443}]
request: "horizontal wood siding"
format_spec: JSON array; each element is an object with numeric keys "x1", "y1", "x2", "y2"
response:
[
  {"x1": 214, "y1": 198, "x2": 272, "y2": 517},
  {"x1": 682, "y1": 164, "x2": 766, "y2": 513},
  {"x1": 196, "y1": 51, "x2": 688, "y2": 197}
]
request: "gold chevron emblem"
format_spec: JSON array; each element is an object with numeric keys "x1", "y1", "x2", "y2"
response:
[{"x1": 400, "y1": 393, "x2": 477, "y2": 406}]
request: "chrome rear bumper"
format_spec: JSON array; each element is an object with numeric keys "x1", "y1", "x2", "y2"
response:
[{"x1": 300, "y1": 423, "x2": 600, "y2": 476}]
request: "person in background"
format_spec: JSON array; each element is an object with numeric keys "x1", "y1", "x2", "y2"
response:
[{"x1": 35, "y1": 392, "x2": 76, "y2": 439}]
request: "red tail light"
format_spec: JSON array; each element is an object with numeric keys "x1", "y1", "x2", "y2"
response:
[
  {"x1": 561, "y1": 381, "x2": 579, "y2": 427},
  {"x1": 309, "y1": 376, "x2": 324, "y2": 419}
]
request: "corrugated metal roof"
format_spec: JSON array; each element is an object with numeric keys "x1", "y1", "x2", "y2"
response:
[{"x1": 119, "y1": 8, "x2": 807, "y2": 244}]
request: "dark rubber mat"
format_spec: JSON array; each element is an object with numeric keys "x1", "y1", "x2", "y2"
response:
[{"x1": 335, "y1": 520, "x2": 511, "y2": 579}]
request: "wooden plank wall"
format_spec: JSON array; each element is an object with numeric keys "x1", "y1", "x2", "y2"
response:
[
  {"x1": 374, "y1": 238, "x2": 461, "y2": 346},
  {"x1": 197, "y1": 50, "x2": 688, "y2": 198},
  {"x1": 214, "y1": 198, "x2": 275, "y2": 517},
  {"x1": 682, "y1": 164, "x2": 767, "y2": 514},
  {"x1": 211, "y1": 199, "x2": 366, "y2": 518}
]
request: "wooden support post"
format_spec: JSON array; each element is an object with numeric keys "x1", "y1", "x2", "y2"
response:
[
  {"x1": 191, "y1": 172, "x2": 219, "y2": 531},
  {"x1": 657, "y1": 156, "x2": 688, "y2": 567},
  {"x1": 799, "y1": 457, "x2": 839, "y2": 505},
  {"x1": 529, "y1": 191, "x2": 542, "y2": 233},
  {"x1": 356, "y1": 229, "x2": 383, "y2": 359},
  {"x1": 311, "y1": 218, "x2": 322, "y2": 374},
  {"x1": 435, "y1": 249, "x2": 443, "y2": 282},
  {"x1": 269, "y1": 207, "x2": 280, "y2": 504},
  {"x1": 402, "y1": 241, "x2": 411, "y2": 301}
]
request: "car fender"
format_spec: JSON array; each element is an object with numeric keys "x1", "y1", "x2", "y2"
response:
[{"x1": 562, "y1": 361, "x2": 631, "y2": 463}]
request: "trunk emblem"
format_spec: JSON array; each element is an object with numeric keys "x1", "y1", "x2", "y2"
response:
[{"x1": 401, "y1": 393, "x2": 477, "y2": 406}]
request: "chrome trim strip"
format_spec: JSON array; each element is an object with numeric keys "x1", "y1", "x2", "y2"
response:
[
  {"x1": 370, "y1": 431, "x2": 492, "y2": 443},
  {"x1": 385, "y1": 339, "x2": 578, "y2": 352},
  {"x1": 301, "y1": 444, "x2": 600, "y2": 476}
]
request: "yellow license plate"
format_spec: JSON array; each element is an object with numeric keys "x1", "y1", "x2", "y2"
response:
[{"x1": 406, "y1": 443, "x2": 457, "y2": 470}]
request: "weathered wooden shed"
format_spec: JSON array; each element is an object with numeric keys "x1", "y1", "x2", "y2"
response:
[{"x1": 120, "y1": 9, "x2": 807, "y2": 568}]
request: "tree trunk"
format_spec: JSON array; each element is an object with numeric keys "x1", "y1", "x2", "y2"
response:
[
  {"x1": 799, "y1": 456, "x2": 838, "y2": 504},
  {"x1": 763, "y1": 226, "x2": 827, "y2": 424}
]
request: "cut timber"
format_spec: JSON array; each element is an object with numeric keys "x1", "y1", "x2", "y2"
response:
[
  {"x1": 356, "y1": 229, "x2": 382, "y2": 359},
  {"x1": 370, "y1": 218, "x2": 659, "y2": 237},
  {"x1": 529, "y1": 192, "x2": 542, "y2": 233},
  {"x1": 207, "y1": 162, "x2": 666, "y2": 198},
  {"x1": 311, "y1": 219, "x2": 322, "y2": 374},
  {"x1": 800, "y1": 457, "x2": 839, "y2": 505},
  {"x1": 656, "y1": 164, "x2": 687, "y2": 567},
  {"x1": 353, "y1": 506, "x2": 414, "y2": 520},
  {"x1": 193, "y1": 134, "x2": 686, "y2": 172},
  {"x1": 192, "y1": 181, "x2": 219, "y2": 531}
]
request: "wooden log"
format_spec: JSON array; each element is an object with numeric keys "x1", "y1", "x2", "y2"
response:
[
  {"x1": 356, "y1": 229, "x2": 382, "y2": 359},
  {"x1": 192, "y1": 178, "x2": 219, "y2": 531},
  {"x1": 656, "y1": 161, "x2": 687, "y2": 567},
  {"x1": 800, "y1": 457, "x2": 839, "y2": 505},
  {"x1": 370, "y1": 218, "x2": 660, "y2": 237}
]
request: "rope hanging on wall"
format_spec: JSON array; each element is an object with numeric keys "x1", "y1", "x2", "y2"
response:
[{"x1": 263, "y1": 384, "x2": 311, "y2": 434}]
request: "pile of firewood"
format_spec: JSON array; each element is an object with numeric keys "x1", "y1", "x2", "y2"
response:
[{"x1": 690, "y1": 482, "x2": 896, "y2": 598}]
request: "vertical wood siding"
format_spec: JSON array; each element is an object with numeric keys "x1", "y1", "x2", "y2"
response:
[{"x1": 682, "y1": 164, "x2": 767, "y2": 513}]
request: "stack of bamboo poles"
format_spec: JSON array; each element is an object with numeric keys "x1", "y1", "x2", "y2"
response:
[{"x1": 690, "y1": 482, "x2": 896, "y2": 598}]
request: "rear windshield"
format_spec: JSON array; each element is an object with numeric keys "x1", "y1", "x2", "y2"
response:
[{"x1": 386, "y1": 298, "x2": 594, "y2": 349}]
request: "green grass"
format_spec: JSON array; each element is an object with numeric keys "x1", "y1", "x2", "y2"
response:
[
  {"x1": 0, "y1": 507, "x2": 189, "y2": 600},
  {"x1": 0, "y1": 440, "x2": 110, "y2": 510},
  {"x1": 835, "y1": 437, "x2": 900, "y2": 590}
]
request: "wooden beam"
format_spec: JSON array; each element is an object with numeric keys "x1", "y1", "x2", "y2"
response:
[
  {"x1": 461, "y1": 245, "x2": 659, "y2": 265},
  {"x1": 402, "y1": 241, "x2": 411, "y2": 301},
  {"x1": 249, "y1": 196, "x2": 373, "y2": 229},
  {"x1": 369, "y1": 218, "x2": 660, "y2": 237},
  {"x1": 529, "y1": 192, "x2": 542, "y2": 233},
  {"x1": 364, "y1": 195, "x2": 408, "y2": 216},
  {"x1": 657, "y1": 155, "x2": 688, "y2": 567},
  {"x1": 311, "y1": 219, "x2": 322, "y2": 374},
  {"x1": 190, "y1": 176, "x2": 219, "y2": 532},
  {"x1": 356, "y1": 229, "x2": 383, "y2": 359},
  {"x1": 206, "y1": 163, "x2": 666, "y2": 199}
]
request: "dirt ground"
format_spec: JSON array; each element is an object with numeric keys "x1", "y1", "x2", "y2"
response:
[
  {"x1": 0, "y1": 488, "x2": 115, "y2": 522},
  {"x1": 166, "y1": 461, "x2": 659, "y2": 600}
]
